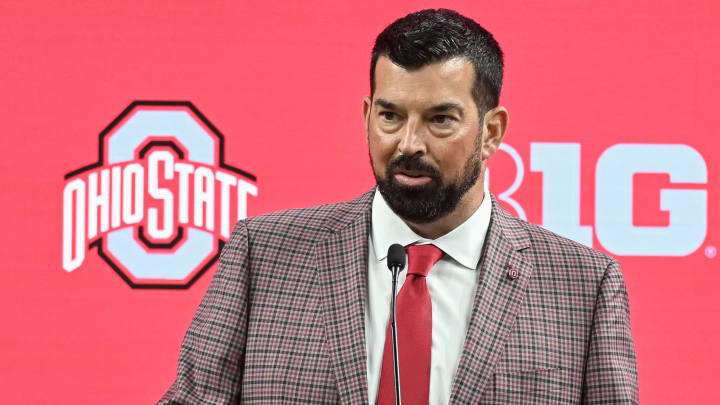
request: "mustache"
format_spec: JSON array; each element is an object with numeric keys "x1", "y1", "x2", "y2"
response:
[{"x1": 386, "y1": 154, "x2": 442, "y2": 179}]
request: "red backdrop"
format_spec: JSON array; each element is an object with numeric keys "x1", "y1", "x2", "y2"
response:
[{"x1": 1, "y1": 1, "x2": 718, "y2": 403}]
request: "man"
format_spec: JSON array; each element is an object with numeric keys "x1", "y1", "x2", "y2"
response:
[{"x1": 160, "y1": 9, "x2": 638, "y2": 404}]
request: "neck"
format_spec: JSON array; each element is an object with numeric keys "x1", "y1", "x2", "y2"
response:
[{"x1": 403, "y1": 178, "x2": 486, "y2": 240}]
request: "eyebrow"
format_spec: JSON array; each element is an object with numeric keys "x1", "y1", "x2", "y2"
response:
[
  {"x1": 428, "y1": 102, "x2": 464, "y2": 117},
  {"x1": 375, "y1": 98, "x2": 399, "y2": 111},
  {"x1": 375, "y1": 98, "x2": 464, "y2": 117}
]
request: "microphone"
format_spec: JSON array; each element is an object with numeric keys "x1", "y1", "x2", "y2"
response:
[
  {"x1": 387, "y1": 243, "x2": 406, "y2": 405},
  {"x1": 387, "y1": 243, "x2": 406, "y2": 271}
]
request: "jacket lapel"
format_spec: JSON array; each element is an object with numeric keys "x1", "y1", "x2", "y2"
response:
[
  {"x1": 315, "y1": 190, "x2": 374, "y2": 405},
  {"x1": 449, "y1": 195, "x2": 533, "y2": 404}
]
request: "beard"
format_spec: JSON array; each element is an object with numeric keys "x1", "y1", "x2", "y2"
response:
[{"x1": 372, "y1": 143, "x2": 482, "y2": 224}]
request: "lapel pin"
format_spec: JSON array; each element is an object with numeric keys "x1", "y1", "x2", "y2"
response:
[{"x1": 507, "y1": 264, "x2": 519, "y2": 280}]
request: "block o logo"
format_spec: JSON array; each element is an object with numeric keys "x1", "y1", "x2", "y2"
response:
[{"x1": 62, "y1": 101, "x2": 258, "y2": 289}]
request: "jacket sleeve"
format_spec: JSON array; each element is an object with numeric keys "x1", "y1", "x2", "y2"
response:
[
  {"x1": 582, "y1": 260, "x2": 639, "y2": 404},
  {"x1": 158, "y1": 220, "x2": 252, "y2": 404}
]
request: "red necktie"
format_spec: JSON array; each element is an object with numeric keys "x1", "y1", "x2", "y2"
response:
[{"x1": 377, "y1": 244, "x2": 444, "y2": 405}]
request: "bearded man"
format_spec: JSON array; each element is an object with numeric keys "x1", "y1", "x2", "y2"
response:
[{"x1": 160, "y1": 8, "x2": 638, "y2": 405}]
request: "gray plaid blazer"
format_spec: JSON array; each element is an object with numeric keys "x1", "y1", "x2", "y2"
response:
[{"x1": 159, "y1": 189, "x2": 638, "y2": 404}]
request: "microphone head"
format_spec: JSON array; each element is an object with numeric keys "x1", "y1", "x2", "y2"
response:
[{"x1": 387, "y1": 243, "x2": 406, "y2": 271}]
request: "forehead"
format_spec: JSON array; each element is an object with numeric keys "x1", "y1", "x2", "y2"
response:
[{"x1": 373, "y1": 55, "x2": 476, "y2": 107}]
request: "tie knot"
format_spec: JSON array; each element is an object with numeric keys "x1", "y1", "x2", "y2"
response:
[{"x1": 405, "y1": 244, "x2": 443, "y2": 277}]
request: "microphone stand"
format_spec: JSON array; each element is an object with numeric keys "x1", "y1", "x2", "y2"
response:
[
  {"x1": 386, "y1": 243, "x2": 405, "y2": 405},
  {"x1": 389, "y1": 263, "x2": 402, "y2": 405}
]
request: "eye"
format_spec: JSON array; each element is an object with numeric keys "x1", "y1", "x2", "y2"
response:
[
  {"x1": 431, "y1": 115, "x2": 453, "y2": 125},
  {"x1": 380, "y1": 111, "x2": 397, "y2": 121}
]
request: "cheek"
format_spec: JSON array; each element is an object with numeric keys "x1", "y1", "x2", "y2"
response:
[
  {"x1": 368, "y1": 131, "x2": 396, "y2": 169},
  {"x1": 434, "y1": 139, "x2": 473, "y2": 177}
]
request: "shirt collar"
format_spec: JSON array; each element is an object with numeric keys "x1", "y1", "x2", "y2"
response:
[{"x1": 370, "y1": 183, "x2": 492, "y2": 270}]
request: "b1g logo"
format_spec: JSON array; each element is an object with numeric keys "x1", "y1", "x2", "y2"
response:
[
  {"x1": 62, "y1": 101, "x2": 258, "y2": 288},
  {"x1": 489, "y1": 143, "x2": 709, "y2": 256}
]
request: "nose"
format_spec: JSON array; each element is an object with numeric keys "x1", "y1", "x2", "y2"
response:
[{"x1": 397, "y1": 116, "x2": 426, "y2": 156}]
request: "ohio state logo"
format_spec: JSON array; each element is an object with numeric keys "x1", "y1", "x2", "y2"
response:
[{"x1": 62, "y1": 101, "x2": 257, "y2": 288}]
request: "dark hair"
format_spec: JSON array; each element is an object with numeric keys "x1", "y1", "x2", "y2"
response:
[{"x1": 370, "y1": 9, "x2": 504, "y2": 114}]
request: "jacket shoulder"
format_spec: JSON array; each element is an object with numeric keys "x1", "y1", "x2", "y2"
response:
[
  {"x1": 500, "y1": 212, "x2": 617, "y2": 285},
  {"x1": 523, "y1": 218, "x2": 613, "y2": 264},
  {"x1": 241, "y1": 189, "x2": 374, "y2": 243}
]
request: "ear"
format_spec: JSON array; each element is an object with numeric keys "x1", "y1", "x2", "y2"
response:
[
  {"x1": 480, "y1": 106, "x2": 509, "y2": 161},
  {"x1": 362, "y1": 96, "x2": 372, "y2": 145}
]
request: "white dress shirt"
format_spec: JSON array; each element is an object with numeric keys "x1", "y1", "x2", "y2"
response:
[{"x1": 364, "y1": 186, "x2": 492, "y2": 405}]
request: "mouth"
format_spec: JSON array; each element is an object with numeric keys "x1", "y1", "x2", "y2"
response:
[{"x1": 393, "y1": 169, "x2": 433, "y2": 186}]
